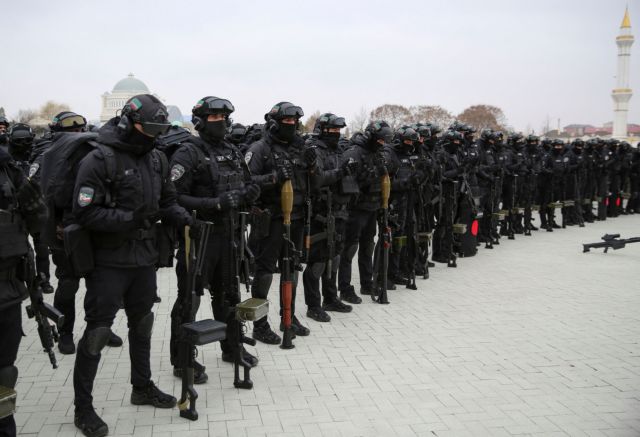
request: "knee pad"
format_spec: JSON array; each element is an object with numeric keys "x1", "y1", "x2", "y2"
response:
[
  {"x1": 83, "y1": 327, "x2": 112, "y2": 357},
  {"x1": 133, "y1": 312, "x2": 154, "y2": 339},
  {"x1": 309, "y1": 262, "x2": 325, "y2": 280},
  {"x1": 0, "y1": 365, "x2": 18, "y2": 389},
  {"x1": 344, "y1": 244, "x2": 358, "y2": 260}
]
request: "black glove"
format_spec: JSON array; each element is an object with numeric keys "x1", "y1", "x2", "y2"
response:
[
  {"x1": 303, "y1": 146, "x2": 318, "y2": 167},
  {"x1": 217, "y1": 191, "x2": 241, "y2": 210},
  {"x1": 16, "y1": 179, "x2": 43, "y2": 212},
  {"x1": 340, "y1": 158, "x2": 358, "y2": 176},
  {"x1": 188, "y1": 218, "x2": 205, "y2": 240},
  {"x1": 243, "y1": 183, "x2": 261, "y2": 204},
  {"x1": 276, "y1": 162, "x2": 293, "y2": 182},
  {"x1": 132, "y1": 204, "x2": 151, "y2": 227}
]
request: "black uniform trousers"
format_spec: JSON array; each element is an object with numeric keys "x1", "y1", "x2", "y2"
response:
[
  {"x1": 51, "y1": 244, "x2": 81, "y2": 335},
  {"x1": 73, "y1": 265, "x2": 155, "y2": 409},
  {"x1": 302, "y1": 217, "x2": 346, "y2": 308},
  {"x1": 170, "y1": 232, "x2": 234, "y2": 367},
  {"x1": 0, "y1": 301, "x2": 21, "y2": 437},
  {"x1": 338, "y1": 209, "x2": 377, "y2": 293},
  {"x1": 251, "y1": 218, "x2": 303, "y2": 328}
]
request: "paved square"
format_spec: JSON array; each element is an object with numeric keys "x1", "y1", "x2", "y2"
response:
[{"x1": 14, "y1": 216, "x2": 640, "y2": 436}]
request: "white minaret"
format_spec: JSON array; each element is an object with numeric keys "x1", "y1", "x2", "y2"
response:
[{"x1": 612, "y1": 7, "x2": 634, "y2": 139}]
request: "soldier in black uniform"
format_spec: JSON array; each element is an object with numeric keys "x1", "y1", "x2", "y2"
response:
[
  {"x1": 302, "y1": 113, "x2": 358, "y2": 322},
  {"x1": 246, "y1": 102, "x2": 310, "y2": 345},
  {"x1": 523, "y1": 135, "x2": 541, "y2": 234},
  {"x1": 6, "y1": 124, "x2": 54, "y2": 297},
  {"x1": 582, "y1": 139, "x2": 598, "y2": 222},
  {"x1": 476, "y1": 129, "x2": 496, "y2": 245},
  {"x1": 564, "y1": 139, "x2": 586, "y2": 227},
  {"x1": 543, "y1": 139, "x2": 567, "y2": 231},
  {"x1": 30, "y1": 112, "x2": 124, "y2": 355},
  {"x1": 0, "y1": 146, "x2": 47, "y2": 437},
  {"x1": 0, "y1": 116, "x2": 9, "y2": 148},
  {"x1": 385, "y1": 126, "x2": 422, "y2": 284},
  {"x1": 168, "y1": 96, "x2": 261, "y2": 381},
  {"x1": 431, "y1": 130, "x2": 464, "y2": 266},
  {"x1": 71, "y1": 95, "x2": 192, "y2": 437},
  {"x1": 338, "y1": 121, "x2": 392, "y2": 302}
]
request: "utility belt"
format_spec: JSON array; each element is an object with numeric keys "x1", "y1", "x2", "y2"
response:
[{"x1": 92, "y1": 226, "x2": 156, "y2": 246}]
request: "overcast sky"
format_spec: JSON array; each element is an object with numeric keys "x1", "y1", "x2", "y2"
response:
[{"x1": 1, "y1": 0, "x2": 637, "y2": 132}]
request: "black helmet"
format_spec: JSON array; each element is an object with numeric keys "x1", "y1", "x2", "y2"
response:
[
  {"x1": 411, "y1": 123, "x2": 432, "y2": 141},
  {"x1": 449, "y1": 120, "x2": 465, "y2": 132},
  {"x1": 119, "y1": 94, "x2": 171, "y2": 137},
  {"x1": 0, "y1": 116, "x2": 9, "y2": 128},
  {"x1": 394, "y1": 126, "x2": 419, "y2": 151},
  {"x1": 8, "y1": 123, "x2": 35, "y2": 148},
  {"x1": 265, "y1": 102, "x2": 304, "y2": 122},
  {"x1": 493, "y1": 131, "x2": 504, "y2": 142},
  {"x1": 552, "y1": 139, "x2": 565, "y2": 148},
  {"x1": 441, "y1": 129, "x2": 463, "y2": 148},
  {"x1": 49, "y1": 111, "x2": 87, "y2": 132},
  {"x1": 425, "y1": 122, "x2": 442, "y2": 136},
  {"x1": 364, "y1": 120, "x2": 393, "y2": 145},
  {"x1": 228, "y1": 123, "x2": 247, "y2": 143},
  {"x1": 572, "y1": 138, "x2": 585, "y2": 147},
  {"x1": 508, "y1": 132, "x2": 524, "y2": 147},
  {"x1": 313, "y1": 113, "x2": 346, "y2": 134},
  {"x1": 480, "y1": 128, "x2": 494, "y2": 141},
  {"x1": 526, "y1": 134, "x2": 539, "y2": 144},
  {"x1": 192, "y1": 96, "x2": 234, "y2": 130}
]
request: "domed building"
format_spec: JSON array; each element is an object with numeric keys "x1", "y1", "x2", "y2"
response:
[{"x1": 100, "y1": 73, "x2": 156, "y2": 124}]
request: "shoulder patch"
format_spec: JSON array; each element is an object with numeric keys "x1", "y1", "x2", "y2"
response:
[
  {"x1": 170, "y1": 164, "x2": 186, "y2": 182},
  {"x1": 77, "y1": 186, "x2": 95, "y2": 207},
  {"x1": 244, "y1": 151, "x2": 253, "y2": 165},
  {"x1": 28, "y1": 163, "x2": 40, "y2": 179}
]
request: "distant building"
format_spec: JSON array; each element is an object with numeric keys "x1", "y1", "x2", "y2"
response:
[
  {"x1": 612, "y1": 8, "x2": 634, "y2": 139},
  {"x1": 99, "y1": 73, "x2": 186, "y2": 128}
]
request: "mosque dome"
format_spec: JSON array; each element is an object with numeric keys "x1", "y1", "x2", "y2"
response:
[{"x1": 112, "y1": 73, "x2": 149, "y2": 93}]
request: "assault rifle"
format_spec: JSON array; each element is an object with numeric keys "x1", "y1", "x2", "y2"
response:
[
  {"x1": 178, "y1": 215, "x2": 226, "y2": 421},
  {"x1": 371, "y1": 172, "x2": 391, "y2": 304},
  {"x1": 230, "y1": 212, "x2": 267, "y2": 389},
  {"x1": 24, "y1": 245, "x2": 65, "y2": 369},
  {"x1": 582, "y1": 234, "x2": 640, "y2": 253}
]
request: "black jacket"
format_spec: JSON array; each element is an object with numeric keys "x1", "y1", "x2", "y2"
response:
[{"x1": 72, "y1": 119, "x2": 190, "y2": 268}]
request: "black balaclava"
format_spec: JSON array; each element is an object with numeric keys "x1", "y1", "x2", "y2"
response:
[
  {"x1": 200, "y1": 120, "x2": 227, "y2": 143},
  {"x1": 321, "y1": 131, "x2": 341, "y2": 148},
  {"x1": 273, "y1": 121, "x2": 297, "y2": 143},
  {"x1": 125, "y1": 126, "x2": 156, "y2": 155}
]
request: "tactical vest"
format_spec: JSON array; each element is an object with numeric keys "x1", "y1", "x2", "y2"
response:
[{"x1": 190, "y1": 141, "x2": 246, "y2": 198}]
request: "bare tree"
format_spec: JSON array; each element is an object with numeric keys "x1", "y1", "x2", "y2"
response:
[
  {"x1": 409, "y1": 105, "x2": 455, "y2": 129},
  {"x1": 302, "y1": 110, "x2": 321, "y2": 133},
  {"x1": 457, "y1": 104, "x2": 508, "y2": 131},
  {"x1": 0, "y1": 107, "x2": 5, "y2": 117},
  {"x1": 16, "y1": 109, "x2": 37, "y2": 124},
  {"x1": 369, "y1": 104, "x2": 412, "y2": 130},
  {"x1": 39, "y1": 101, "x2": 71, "y2": 122},
  {"x1": 349, "y1": 106, "x2": 369, "y2": 134}
]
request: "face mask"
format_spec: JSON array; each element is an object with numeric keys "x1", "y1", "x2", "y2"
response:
[
  {"x1": 0, "y1": 133, "x2": 7, "y2": 145},
  {"x1": 200, "y1": 120, "x2": 227, "y2": 142},
  {"x1": 127, "y1": 128, "x2": 156, "y2": 155},
  {"x1": 275, "y1": 123, "x2": 297, "y2": 143},
  {"x1": 322, "y1": 132, "x2": 341, "y2": 147}
]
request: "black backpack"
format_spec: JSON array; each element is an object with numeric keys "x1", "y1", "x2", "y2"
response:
[
  {"x1": 155, "y1": 125, "x2": 193, "y2": 163},
  {"x1": 39, "y1": 132, "x2": 119, "y2": 245}
]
